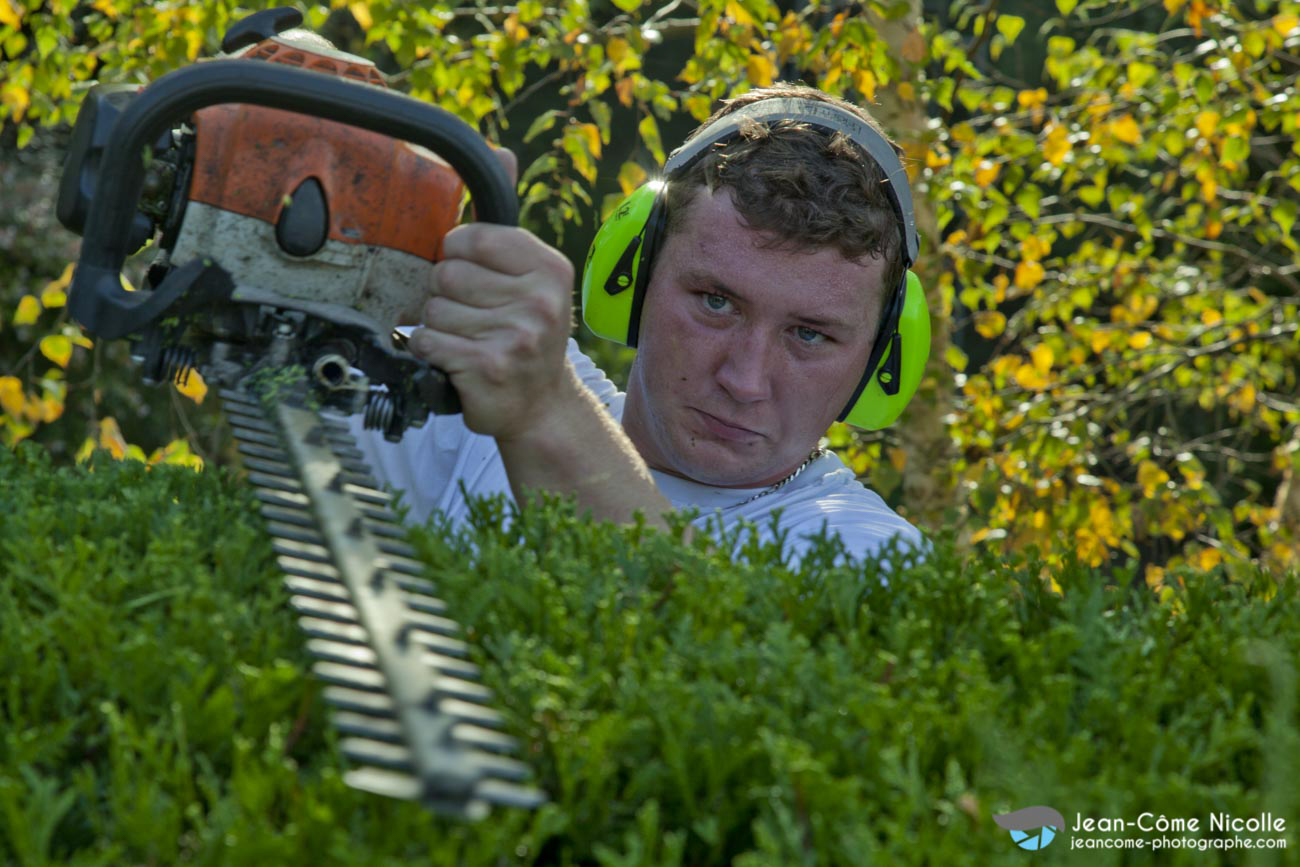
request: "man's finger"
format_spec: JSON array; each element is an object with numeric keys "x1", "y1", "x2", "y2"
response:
[
  {"x1": 494, "y1": 146, "x2": 518, "y2": 186},
  {"x1": 431, "y1": 258, "x2": 526, "y2": 308},
  {"x1": 441, "y1": 223, "x2": 574, "y2": 283}
]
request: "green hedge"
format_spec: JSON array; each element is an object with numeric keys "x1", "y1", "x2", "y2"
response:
[{"x1": 1, "y1": 443, "x2": 1297, "y2": 865}]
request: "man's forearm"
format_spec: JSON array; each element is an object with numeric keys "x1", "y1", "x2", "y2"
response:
[{"x1": 494, "y1": 361, "x2": 676, "y2": 529}]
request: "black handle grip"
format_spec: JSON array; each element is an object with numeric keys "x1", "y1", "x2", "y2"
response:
[{"x1": 69, "y1": 60, "x2": 518, "y2": 339}]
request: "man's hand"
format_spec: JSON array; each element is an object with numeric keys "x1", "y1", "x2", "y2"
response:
[{"x1": 407, "y1": 152, "x2": 576, "y2": 440}]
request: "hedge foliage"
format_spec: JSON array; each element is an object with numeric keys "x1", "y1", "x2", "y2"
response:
[{"x1": 1, "y1": 444, "x2": 1297, "y2": 865}]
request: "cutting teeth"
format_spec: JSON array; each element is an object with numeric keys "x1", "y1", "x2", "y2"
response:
[
  {"x1": 341, "y1": 738, "x2": 414, "y2": 772},
  {"x1": 401, "y1": 592, "x2": 448, "y2": 617},
  {"x1": 439, "y1": 698, "x2": 505, "y2": 729},
  {"x1": 231, "y1": 394, "x2": 543, "y2": 815},
  {"x1": 451, "y1": 723, "x2": 520, "y2": 755},
  {"x1": 421, "y1": 651, "x2": 481, "y2": 682},
  {"x1": 407, "y1": 629, "x2": 470, "y2": 659},
  {"x1": 341, "y1": 485, "x2": 391, "y2": 506},
  {"x1": 333, "y1": 711, "x2": 403, "y2": 743},
  {"x1": 266, "y1": 521, "x2": 328, "y2": 546},
  {"x1": 381, "y1": 558, "x2": 426, "y2": 579},
  {"x1": 277, "y1": 556, "x2": 341, "y2": 581},
  {"x1": 324, "y1": 685, "x2": 396, "y2": 716},
  {"x1": 299, "y1": 618, "x2": 371, "y2": 645},
  {"x1": 260, "y1": 505, "x2": 315, "y2": 528},
  {"x1": 474, "y1": 779, "x2": 548, "y2": 810},
  {"x1": 247, "y1": 471, "x2": 302, "y2": 493},
  {"x1": 364, "y1": 521, "x2": 406, "y2": 540},
  {"x1": 256, "y1": 489, "x2": 310, "y2": 508},
  {"x1": 242, "y1": 456, "x2": 297, "y2": 477},
  {"x1": 272, "y1": 538, "x2": 333, "y2": 563},
  {"x1": 428, "y1": 674, "x2": 493, "y2": 704},
  {"x1": 286, "y1": 575, "x2": 350, "y2": 603},
  {"x1": 238, "y1": 441, "x2": 291, "y2": 462},
  {"x1": 229, "y1": 426, "x2": 281, "y2": 447},
  {"x1": 344, "y1": 767, "x2": 423, "y2": 802},
  {"x1": 379, "y1": 539, "x2": 419, "y2": 559},
  {"x1": 313, "y1": 661, "x2": 387, "y2": 692},
  {"x1": 307, "y1": 638, "x2": 378, "y2": 667},
  {"x1": 290, "y1": 595, "x2": 361, "y2": 624}
]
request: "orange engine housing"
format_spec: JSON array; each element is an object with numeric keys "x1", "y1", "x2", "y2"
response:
[{"x1": 187, "y1": 37, "x2": 464, "y2": 262}]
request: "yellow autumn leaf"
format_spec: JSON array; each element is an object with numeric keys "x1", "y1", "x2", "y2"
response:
[
  {"x1": 1128, "y1": 331, "x2": 1153, "y2": 349},
  {"x1": 973, "y1": 159, "x2": 1000, "y2": 188},
  {"x1": 0, "y1": 376, "x2": 24, "y2": 417},
  {"x1": 1017, "y1": 88, "x2": 1047, "y2": 110},
  {"x1": 1195, "y1": 163, "x2": 1217, "y2": 203},
  {"x1": 852, "y1": 68, "x2": 876, "y2": 101},
  {"x1": 14, "y1": 295, "x2": 41, "y2": 325},
  {"x1": 1144, "y1": 564, "x2": 1166, "y2": 589},
  {"x1": 39, "y1": 335, "x2": 74, "y2": 368},
  {"x1": 0, "y1": 79, "x2": 30, "y2": 123},
  {"x1": 1014, "y1": 260, "x2": 1046, "y2": 289},
  {"x1": 174, "y1": 368, "x2": 208, "y2": 404},
  {"x1": 1274, "y1": 14, "x2": 1299, "y2": 36},
  {"x1": 349, "y1": 1, "x2": 372, "y2": 30},
  {"x1": 1194, "y1": 110, "x2": 1220, "y2": 139},
  {"x1": 724, "y1": 0, "x2": 755, "y2": 28},
  {"x1": 1020, "y1": 235, "x2": 1051, "y2": 261},
  {"x1": 40, "y1": 264, "x2": 74, "y2": 307},
  {"x1": 1138, "y1": 460, "x2": 1170, "y2": 497},
  {"x1": 1230, "y1": 383, "x2": 1257, "y2": 413},
  {"x1": 0, "y1": 0, "x2": 21, "y2": 29},
  {"x1": 98, "y1": 417, "x2": 129, "y2": 460},
  {"x1": 974, "y1": 311, "x2": 1006, "y2": 338},
  {"x1": 926, "y1": 147, "x2": 951, "y2": 169},
  {"x1": 575, "y1": 122, "x2": 601, "y2": 159},
  {"x1": 1164, "y1": 0, "x2": 1186, "y2": 13},
  {"x1": 1014, "y1": 363, "x2": 1049, "y2": 390},
  {"x1": 617, "y1": 160, "x2": 647, "y2": 196},
  {"x1": 1109, "y1": 114, "x2": 1141, "y2": 145},
  {"x1": 1195, "y1": 547, "x2": 1222, "y2": 571},
  {"x1": 747, "y1": 52, "x2": 776, "y2": 88},
  {"x1": 1043, "y1": 122, "x2": 1070, "y2": 167},
  {"x1": 1090, "y1": 330, "x2": 1112, "y2": 353},
  {"x1": 1201, "y1": 308, "x2": 1224, "y2": 326},
  {"x1": 1031, "y1": 343, "x2": 1054, "y2": 375}
]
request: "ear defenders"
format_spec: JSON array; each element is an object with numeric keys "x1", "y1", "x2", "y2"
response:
[{"x1": 579, "y1": 97, "x2": 930, "y2": 430}]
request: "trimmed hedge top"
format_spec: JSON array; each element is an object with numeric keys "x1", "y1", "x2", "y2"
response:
[{"x1": 1, "y1": 443, "x2": 1297, "y2": 865}]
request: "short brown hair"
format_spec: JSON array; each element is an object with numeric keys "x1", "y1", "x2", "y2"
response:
[{"x1": 663, "y1": 83, "x2": 907, "y2": 299}]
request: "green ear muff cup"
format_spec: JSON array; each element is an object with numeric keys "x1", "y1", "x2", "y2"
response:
[
  {"x1": 580, "y1": 183, "x2": 662, "y2": 345},
  {"x1": 841, "y1": 270, "x2": 931, "y2": 430}
]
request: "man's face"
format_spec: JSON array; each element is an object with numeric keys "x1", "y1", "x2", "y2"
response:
[{"x1": 621, "y1": 187, "x2": 887, "y2": 488}]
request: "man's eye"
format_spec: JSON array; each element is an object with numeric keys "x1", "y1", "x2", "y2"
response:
[
  {"x1": 703, "y1": 293, "x2": 730, "y2": 312},
  {"x1": 795, "y1": 326, "x2": 826, "y2": 344}
]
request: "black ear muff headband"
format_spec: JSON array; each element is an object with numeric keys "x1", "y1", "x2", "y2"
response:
[{"x1": 626, "y1": 98, "x2": 919, "y2": 421}]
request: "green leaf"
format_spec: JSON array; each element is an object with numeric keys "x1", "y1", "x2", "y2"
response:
[
  {"x1": 995, "y1": 14, "x2": 1026, "y2": 44},
  {"x1": 1056, "y1": 0, "x2": 1078, "y2": 14},
  {"x1": 1275, "y1": 200, "x2": 1297, "y2": 238}
]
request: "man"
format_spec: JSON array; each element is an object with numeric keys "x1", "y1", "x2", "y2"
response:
[{"x1": 351, "y1": 84, "x2": 924, "y2": 565}]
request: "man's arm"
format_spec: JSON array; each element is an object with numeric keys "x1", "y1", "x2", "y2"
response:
[{"x1": 406, "y1": 220, "x2": 676, "y2": 529}]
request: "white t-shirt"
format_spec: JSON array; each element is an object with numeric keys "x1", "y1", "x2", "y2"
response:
[{"x1": 348, "y1": 340, "x2": 923, "y2": 565}]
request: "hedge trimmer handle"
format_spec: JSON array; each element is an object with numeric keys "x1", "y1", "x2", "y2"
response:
[{"x1": 68, "y1": 59, "x2": 518, "y2": 340}]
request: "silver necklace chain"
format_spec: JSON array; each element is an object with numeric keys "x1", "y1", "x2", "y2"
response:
[{"x1": 736, "y1": 447, "x2": 828, "y2": 507}]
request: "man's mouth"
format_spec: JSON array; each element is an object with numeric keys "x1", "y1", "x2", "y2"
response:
[{"x1": 691, "y1": 408, "x2": 764, "y2": 443}]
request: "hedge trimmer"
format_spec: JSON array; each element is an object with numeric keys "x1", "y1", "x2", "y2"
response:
[{"x1": 57, "y1": 7, "x2": 542, "y2": 819}]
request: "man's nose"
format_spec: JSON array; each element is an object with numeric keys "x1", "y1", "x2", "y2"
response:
[{"x1": 715, "y1": 329, "x2": 774, "y2": 403}]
